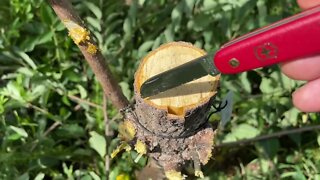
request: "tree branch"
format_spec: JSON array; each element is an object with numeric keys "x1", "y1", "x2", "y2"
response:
[
  {"x1": 48, "y1": 0, "x2": 129, "y2": 110},
  {"x1": 216, "y1": 124, "x2": 320, "y2": 148},
  {"x1": 68, "y1": 94, "x2": 103, "y2": 109}
]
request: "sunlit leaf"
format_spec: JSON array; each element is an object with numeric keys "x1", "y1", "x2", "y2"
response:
[
  {"x1": 34, "y1": 173, "x2": 45, "y2": 180},
  {"x1": 89, "y1": 131, "x2": 106, "y2": 158},
  {"x1": 89, "y1": 171, "x2": 101, "y2": 180},
  {"x1": 119, "y1": 81, "x2": 131, "y2": 100},
  {"x1": 10, "y1": 125, "x2": 28, "y2": 138},
  {"x1": 83, "y1": 2, "x2": 102, "y2": 19},
  {"x1": 13, "y1": 48, "x2": 37, "y2": 70},
  {"x1": 17, "y1": 173, "x2": 29, "y2": 180},
  {"x1": 87, "y1": 17, "x2": 101, "y2": 31}
]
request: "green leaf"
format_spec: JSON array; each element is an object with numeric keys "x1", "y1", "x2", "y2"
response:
[
  {"x1": 0, "y1": 95, "x2": 8, "y2": 114},
  {"x1": 257, "y1": 0, "x2": 267, "y2": 25},
  {"x1": 56, "y1": 124, "x2": 85, "y2": 139},
  {"x1": 281, "y1": 108, "x2": 300, "y2": 127},
  {"x1": 288, "y1": 133, "x2": 301, "y2": 147},
  {"x1": 258, "y1": 139, "x2": 279, "y2": 158},
  {"x1": 259, "y1": 77, "x2": 274, "y2": 94},
  {"x1": 123, "y1": 18, "x2": 132, "y2": 40},
  {"x1": 239, "y1": 72, "x2": 251, "y2": 93},
  {"x1": 62, "y1": 163, "x2": 74, "y2": 178},
  {"x1": 10, "y1": 125, "x2": 28, "y2": 138},
  {"x1": 152, "y1": 35, "x2": 163, "y2": 50},
  {"x1": 13, "y1": 48, "x2": 37, "y2": 70},
  {"x1": 89, "y1": 131, "x2": 106, "y2": 158},
  {"x1": 139, "y1": 0, "x2": 146, "y2": 6},
  {"x1": 183, "y1": 0, "x2": 196, "y2": 16},
  {"x1": 17, "y1": 173, "x2": 29, "y2": 180},
  {"x1": 138, "y1": 41, "x2": 154, "y2": 57},
  {"x1": 63, "y1": 68, "x2": 81, "y2": 82},
  {"x1": 119, "y1": 81, "x2": 131, "y2": 100},
  {"x1": 3, "y1": 81, "x2": 26, "y2": 103},
  {"x1": 76, "y1": 85, "x2": 88, "y2": 99},
  {"x1": 259, "y1": 158, "x2": 271, "y2": 174},
  {"x1": 87, "y1": 17, "x2": 101, "y2": 31},
  {"x1": 105, "y1": 34, "x2": 120, "y2": 47},
  {"x1": 20, "y1": 31, "x2": 54, "y2": 52},
  {"x1": 31, "y1": 85, "x2": 46, "y2": 100},
  {"x1": 171, "y1": 3, "x2": 183, "y2": 22},
  {"x1": 260, "y1": 71, "x2": 294, "y2": 94},
  {"x1": 40, "y1": 3, "x2": 55, "y2": 24},
  {"x1": 232, "y1": 124, "x2": 260, "y2": 139},
  {"x1": 164, "y1": 25, "x2": 174, "y2": 42},
  {"x1": 202, "y1": 0, "x2": 217, "y2": 11},
  {"x1": 37, "y1": 31, "x2": 54, "y2": 45},
  {"x1": 34, "y1": 173, "x2": 45, "y2": 180},
  {"x1": 83, "y1": 2, "x2": 102, "y2": 19},
  {"x1": 17, "y1": 67, "x2": 34, "y2": 77},
  {"x1": 281, "y1": 169, "x2": 307, "y2": 180},
  {"x1": 222, "y1": 124, "x2": 260, "y2": 143},
  {"x1": 89, "y1": 171, "x2": 101, "y2": 180}
]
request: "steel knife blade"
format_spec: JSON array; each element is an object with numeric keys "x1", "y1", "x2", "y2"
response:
[{"x1": 140, "y1": 53, "x2": 219, "y2": 98}]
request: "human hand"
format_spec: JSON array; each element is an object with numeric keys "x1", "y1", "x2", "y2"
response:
[{"x1": 280, "y1": 0, "x2": 320, "y2": 112}]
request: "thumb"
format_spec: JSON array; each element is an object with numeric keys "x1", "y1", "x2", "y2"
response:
[{"x1": 297, "y1": 0, "x2": 320, "y2": 10}]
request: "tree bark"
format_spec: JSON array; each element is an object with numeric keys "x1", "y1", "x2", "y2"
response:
[
  {"x1": 128, "y1": 42, "x2": 220, "y2": 176},
  {"x1": 48, "y1": 0, "x2": 129, "y2": 110}
]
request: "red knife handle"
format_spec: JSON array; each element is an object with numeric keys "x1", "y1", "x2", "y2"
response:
[{"x1": 214, "y1": 5, "x2": 320, "y2": 74}]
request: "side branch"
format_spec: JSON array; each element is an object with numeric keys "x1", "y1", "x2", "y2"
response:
[
  {"x1": 216, "y1": 124, "x2": 320, "y2": 148},
  {"x1": 48, "y1": 0, "x2": 129, "y2": 110}
]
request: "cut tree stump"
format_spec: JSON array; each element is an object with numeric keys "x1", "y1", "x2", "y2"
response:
[{"x1": 125, "y1": 42, "x2": 220, "y2": 178}]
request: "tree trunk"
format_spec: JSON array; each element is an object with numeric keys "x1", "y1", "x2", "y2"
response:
[{"x1": 128, "y1": 42, "x2": 220, "y2": 177}]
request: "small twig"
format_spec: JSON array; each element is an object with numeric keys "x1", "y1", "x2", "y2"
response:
[
  {"x1": 216, "y1": 124, "x2": 320, "y2": 148},
  {"x1": 27, "y1": 103, "x2": 62, "y2": 122},
  {"x1": 68, "y1": 94, "x2": 103, "y2": 109},
  {"x1": 48, "y1": 0, "x2": 129, "y2": 110},
  {"x1": 27, "y1": 103, "x2": 49, "y2": 115},
  {"x1": 110, "y1": 113, "x2": 122, "y2": 122},
  {"x1": 74, "y1": 104, "x2": 82, "y2": 111},
  {"x1": 27, "y1": 103, "x2": 62, "y2": 151},
  {"x1": 50, "y1": 87, "x2": 103, "y2": 109},
  {"x1": 43, "y1": 121, "x2": 62, "y2": 136},
  {"x1": 103, "y1": 95, "x2": 111, "y2": 178}
]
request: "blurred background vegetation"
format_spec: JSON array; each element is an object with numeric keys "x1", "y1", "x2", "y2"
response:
[{"x1": 0, "y1": 0, "x2": 319, "y2": 179}]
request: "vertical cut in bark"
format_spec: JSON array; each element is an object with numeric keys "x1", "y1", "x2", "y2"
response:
[{"x1": 132, "y1": 42, "x2": 220, "y2": 174}]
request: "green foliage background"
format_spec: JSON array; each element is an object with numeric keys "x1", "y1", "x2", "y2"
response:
[{"x1": 0, "y1": 0, "x2": 319, "y2": 179}]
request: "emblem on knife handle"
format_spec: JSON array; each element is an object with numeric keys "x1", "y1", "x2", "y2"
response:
[{"x1": 254, "y1": 43, "x2": 278, "y2": 61}]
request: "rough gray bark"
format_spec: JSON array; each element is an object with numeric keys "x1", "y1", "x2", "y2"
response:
[
  {"x1": 126, "y1": 42, "x2": 219, "y2": 174},
  {"x1": 127, "y1": 92, "x2": 216, "y2": 172}
]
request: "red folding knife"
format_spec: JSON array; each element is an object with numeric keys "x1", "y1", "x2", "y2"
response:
[{"x1": 140, "y1": 5, "x2": 320, "y2": 98}]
